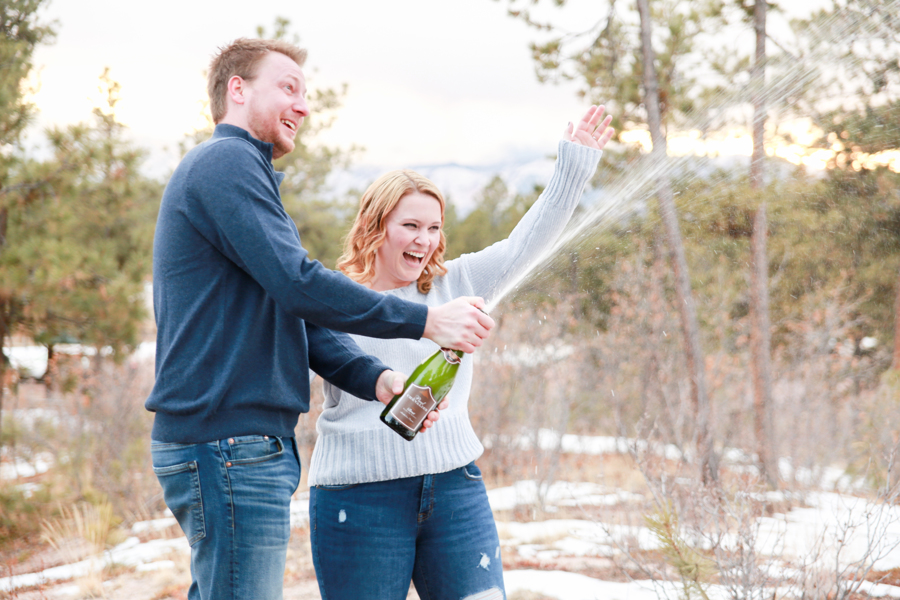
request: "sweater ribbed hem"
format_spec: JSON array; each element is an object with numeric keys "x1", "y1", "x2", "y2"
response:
[{"x1": 306, "y1": 413, "x2": 484, "y2": 486}]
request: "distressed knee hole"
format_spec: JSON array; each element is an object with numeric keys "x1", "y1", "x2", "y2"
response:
[{"x1": 462, "y1": 587, "x2": 504, "y2": 600}]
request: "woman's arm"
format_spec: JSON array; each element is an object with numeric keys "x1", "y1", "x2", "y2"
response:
[{"x1": 458, "y1": 106, "x2": 614, "y2": 302}]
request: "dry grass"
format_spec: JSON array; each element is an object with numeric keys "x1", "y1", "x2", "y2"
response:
[{"x1": 38, "y1": 500, "x2": 127, "y2": 598}]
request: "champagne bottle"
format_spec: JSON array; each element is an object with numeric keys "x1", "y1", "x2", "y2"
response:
[{"x1": 380, "y1": 348, "x2": 464, "y2": 441}]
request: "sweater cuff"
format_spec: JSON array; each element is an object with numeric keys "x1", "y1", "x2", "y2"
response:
[
  {"x1": 379, "y1": 295, "x2": 429, "y2": 340},
  {"x1": 557, "y1": 139, "x2": 603, "y2": 176},
  {"x1": 408, "y1": 301, "x2": 429, "y2": 339}
]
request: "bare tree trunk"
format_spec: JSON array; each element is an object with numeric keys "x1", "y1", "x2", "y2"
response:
[
  {"x1": 749, "y1": 0, "x2": 777, "y2": 488},
  {"x1": 0, "y1": 309, "x2": 5, "y2": 450},
  {"x1": 0, "y1": 207, "x2": 7, "y2": 449},
  {"x1": 893, "y1": 267, "x2": 900, "y2": 370},
  {"x1": 636, "y1": 0, "x2": 717, "y2": 484}
]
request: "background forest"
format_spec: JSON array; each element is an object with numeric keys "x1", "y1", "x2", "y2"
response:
[{"x1": 2, "y1": 0, "x2": 900, "y2": 598}]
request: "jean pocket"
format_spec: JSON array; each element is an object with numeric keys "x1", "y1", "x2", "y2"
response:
[
  {"x1": 226, "y1": 435, "x2": 285, "y2": 466},
  {"x1": 462, "y1": 462, "x2": 483, "y2": 481},
  {"x1": 152, "y1": 461, "x2": 206, "y2": 546}
]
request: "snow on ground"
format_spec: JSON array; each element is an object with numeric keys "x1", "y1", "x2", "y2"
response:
[
  {"x1": 505, "y1": 570, "x2": 660, "y2": 600},
  {"x1": 483, "y1": 429, "x2": 686, "y2": 462},
  {"x1": 754, "y1": 491, "x2": 900, "y2": 571},
  {"x1": 2, "y1": 341, "x2": 156, "y2": 380},
  {"x1": 130, "y1": 517, "x2": 177, "y2": 535},
  {"x1": 488, "y1": 480, "x2": 643, "y2": 511},
  {"x1": 0, "y1": 536, "x2": 189, "y2": 592},
  {"x1": 0, "y1": 451, "x2": 53, "y2": 480},
  {"x1": 497, "y1": 518, "x2": 662, "y2": 561},
  {"x1": 6, "y1": 431, "x2": 900, "y2": 597}
]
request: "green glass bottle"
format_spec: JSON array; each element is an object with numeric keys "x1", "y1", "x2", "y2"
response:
[{"x1": 380, "y1": 348, "x2": 464, "y2": 441}]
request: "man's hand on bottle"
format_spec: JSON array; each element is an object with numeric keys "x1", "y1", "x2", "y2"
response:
[
  {"x1": 423, "y1": 297, "x2": 495, "y2": 353},
  {"x1": 375, "y1": 370, "x2": 449, "y2": 432}
]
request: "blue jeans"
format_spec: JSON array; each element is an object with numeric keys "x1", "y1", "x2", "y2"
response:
[
  {"x1": 151, "y1": 435, "x2": 301, "y2": 600},
  {"x1": 309, "y1": 462, "x2": 505, "y2": 600}
]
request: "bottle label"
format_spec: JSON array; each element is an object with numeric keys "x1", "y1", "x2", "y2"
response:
[
  {"x1": 440, "y1": 349, "x2": 462, "y2": 364},
  {"x1": 387, "y1": 384, "x2": 437, "y2": 432}
]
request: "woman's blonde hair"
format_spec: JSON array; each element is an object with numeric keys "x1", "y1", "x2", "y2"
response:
[{"x1": 338, "y1": 170, "x2": 448, "y2": 294}]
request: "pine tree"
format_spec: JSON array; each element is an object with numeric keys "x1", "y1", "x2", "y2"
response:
[
  {"x1": 1, "y1": 70, "x2": 160, "y2": 413},
  {"x1": 0, "y1": 0, "x2": 55, "y2": 441}
]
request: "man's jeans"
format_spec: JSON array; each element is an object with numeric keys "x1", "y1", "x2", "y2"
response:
[
  {"x1": 309, "y1": 462, "x2": 505, "y2": 600},
  {"x1": 151, "y1": 435, "x2": 301, "y2": 600}
]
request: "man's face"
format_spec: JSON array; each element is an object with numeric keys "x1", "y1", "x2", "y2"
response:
[{"x1": 242, "y1": 52, "x2": 309, "y2": 159}]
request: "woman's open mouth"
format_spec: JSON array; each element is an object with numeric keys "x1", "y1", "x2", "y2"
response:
[{"x1": 404, "y1": 251, "x2": 425, "y2": 264}]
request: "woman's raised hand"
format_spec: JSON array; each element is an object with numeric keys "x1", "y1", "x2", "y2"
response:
[{"x1": 564, "y1": 105, "x2": 614, "y2": 150}]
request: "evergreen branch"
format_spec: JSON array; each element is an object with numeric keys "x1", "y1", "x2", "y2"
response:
[
  {"x1": 0, "y1": 160, "x2": 79, "y2": 199},
  {"x1": 645, "y1": 503, "x2": 715, "y2": 600}
]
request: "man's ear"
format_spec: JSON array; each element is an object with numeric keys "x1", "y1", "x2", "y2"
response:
[{"x1": 227, "y1": 75, "x2": 246, "y2": 106}]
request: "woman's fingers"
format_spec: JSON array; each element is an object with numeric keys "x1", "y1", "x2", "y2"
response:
[
  {"x1": 573, "y1": 105, "x2": 599, "y2": 139},
  {"x1": 567, "y1": 105, "x2": 614, "y2": 148},
  {"x1": 595, "y1": 116, "x2": 615, "y2": 148},
  {"x1": 586, "y1": 105, "x2": 606, "y2": 130}
]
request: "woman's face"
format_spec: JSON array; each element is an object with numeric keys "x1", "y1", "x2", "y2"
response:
[{"x1": 369, "y1": 191, "x2": 443, "y2": 291}]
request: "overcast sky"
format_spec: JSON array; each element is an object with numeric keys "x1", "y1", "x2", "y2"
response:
[
  {"x1": 28, "y1": 0, "x2": 836, "y2": 179},
  {"x1": 28, "y1": 0, "x2": 607, "y2": 178}
]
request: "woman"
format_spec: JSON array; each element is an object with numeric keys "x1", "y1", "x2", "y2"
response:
[{"x1": 307, "y1": 106, "x2": 614, "y2": 600}]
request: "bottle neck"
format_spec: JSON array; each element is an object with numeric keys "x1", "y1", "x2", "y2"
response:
[{"x1": 439, "y1": 348, "x2": 463, "y2": 364}]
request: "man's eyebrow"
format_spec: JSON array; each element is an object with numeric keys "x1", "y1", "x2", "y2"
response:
[{"x1": 282, "y1": 73, "x2": 306, "y2": 93}]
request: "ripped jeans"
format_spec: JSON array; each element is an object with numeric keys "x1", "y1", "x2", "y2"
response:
[
  {"x1": 151, "y1": 435, "x2": 301, "y2": 600},
  {"x1": 310, "y1": 461, "x2": 505, "y2": 600}
]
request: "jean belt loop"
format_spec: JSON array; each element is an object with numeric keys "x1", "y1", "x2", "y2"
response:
[{"x1": 274, "y1": 435, "x2": 285, "y2": 454}]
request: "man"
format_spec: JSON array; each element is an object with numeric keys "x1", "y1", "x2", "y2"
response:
[{"x1": 145, "y1": 38, "x2": 494, "y2": 600}]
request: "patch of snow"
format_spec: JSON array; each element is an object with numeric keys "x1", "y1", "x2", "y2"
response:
[
  {"x1": 482, "y1": 430, "x2": 685, "y2": 462},
  {"x1": 0, "y1": 453, "x2": 53, "y2": 480},
  {"x1": 0, "y1": 536, "x2": 188, "y2": 592},
  {"x1": 136, "y1": 560, "x2": 176, "y2": 572},
  {"x1": 753, "y1": 492, "x2": 900, "y2": 571},
  {"x1": 131, "y1": 517, "x2": 177, "y2": 534},
  {"x1": 487, "y1": 480, "x2": 641, "y2": 511},
  {"x1": 861, "y1": 336, "x2": 878, "y2": 350},
  {"x1": 3, "y1": 341, "x2": 156, "y2": 380},
  {"x1": 778, "y1": 458, "x2": 856, "y2": 491},
  {"x1": 498, "y1": 519, "x2": 661, "y2": 555},
  {"x1": 8, "y1": 408, "x2": 61, "y2": 429},
  {"x1": 858, "y1": 580, "x2": 900, "y2": 598},
  {"x1": 14, "y1": 482, "x2": 42, "y2": 498},
  {"x1": 504, "y1": 570, "x2": 661, "y2": 600},
  {"x1": 3, "y1": 346, "x2": 49, "y2": 378},
  {"x1": 130, "y1": 341, "x2": 156, "y2": 365}
]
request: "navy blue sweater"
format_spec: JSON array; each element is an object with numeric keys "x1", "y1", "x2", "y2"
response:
[{"x1": 146, "y1": 124, "x2": 429, "y2": 443}]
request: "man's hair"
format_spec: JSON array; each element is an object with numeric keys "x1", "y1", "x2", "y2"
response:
[
  {"x1": 338, "y1": 170, "x2": 448, "y2": 294},
  {"x1": 207, "y1": 38, "x2": 307, "y2": 124}
]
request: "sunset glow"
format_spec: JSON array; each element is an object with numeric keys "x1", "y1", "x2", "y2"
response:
[{"x1": 619, "y1": 120, "x2": 900, "y2": 173}]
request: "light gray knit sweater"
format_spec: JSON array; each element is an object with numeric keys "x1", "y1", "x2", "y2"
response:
[{"x1": 307, "y1": 140, "x2": 602, "y2": 486}]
